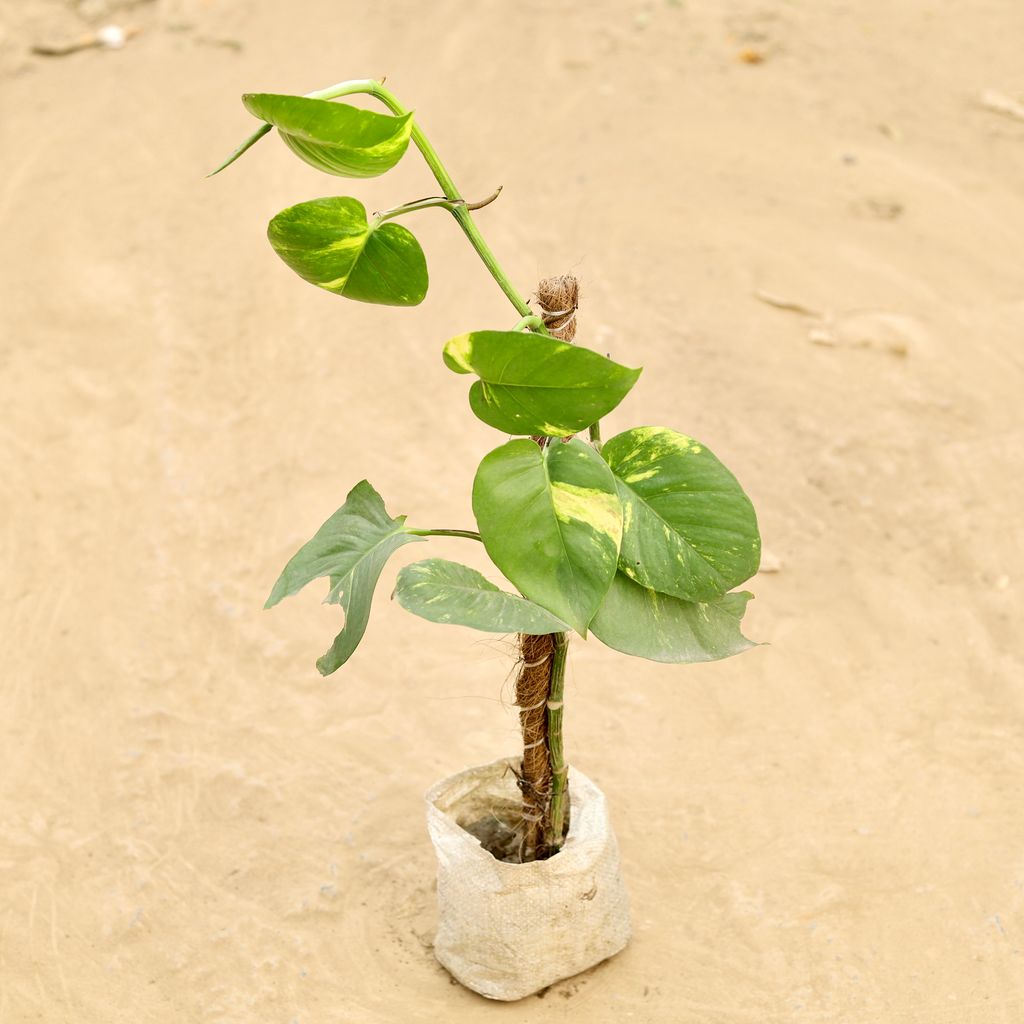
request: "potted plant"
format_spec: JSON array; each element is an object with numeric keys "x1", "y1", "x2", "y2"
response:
[{"x1": 212, "y1": 76, "x2": 761, "y2": 1001}]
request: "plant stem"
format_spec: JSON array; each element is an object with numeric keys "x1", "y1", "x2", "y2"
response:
[
  {"x1": 405, "y1": 528, "x2": 482, "y2": 541},
  {"x1": 511, "y1": 274, "x2": 581, "y2": 861},
  {"x1": 588, "y1": 421, "x2": 602, "y2": 445},
  {"x1": 374, "y1": 196, "x2": 464, "y2": 223},
  {"x1": 311, "y1": 79, "x2": 533, "y2": 317},
  {"x1": 512, "y1": 314, "x2": 548, "y2": 334},
  {"x1": 546, "y1": 632, "x2": 569, "y2": 852},
  {"x1": 374, "y1": 186, "x2": 504, "y2": 226},
  {"x1": 305, "y1": 78, "x2": 385, "y2": 101},
  {"x1": 515, "y1": 633, "x2": 557, "y2": 861}
]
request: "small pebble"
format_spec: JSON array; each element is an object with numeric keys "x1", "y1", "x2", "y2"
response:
[{"x1": 97, "y1": 25, "x2": 126, "y2": 49}]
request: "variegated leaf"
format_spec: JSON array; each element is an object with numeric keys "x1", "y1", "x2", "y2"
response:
[
  {"x1": 265, "y1": 481, "x2": 423, "y2": 675},
  {"x1": 472, "y1": 438, "x2": 622, "y2": 635},
  {"x1": 242, "y1": 93, "x2": 414, "y2": 177},
  {"x1": 442, "y1": 329, "x2": 641, "y2": 436},
  {"x1": 267, "y1": 197, "x2": 428, "y2": 306},
  {"x1": 394, "y1": 559, "x2": 569, "y2": 634},
  {"x1": 602, "y1": 427, "x2": 760, "y2": 602},
  {"x1": 591, "y1": 571, "x2": 757, "y2": 663}
]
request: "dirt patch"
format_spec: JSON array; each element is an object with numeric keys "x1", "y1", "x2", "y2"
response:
[{"x1": 2, "y1": 1, "x2": 1024, "y2": 1021}]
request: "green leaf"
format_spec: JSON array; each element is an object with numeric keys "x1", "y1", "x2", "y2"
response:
[
  {"x1": 602, "y1": 427, "x2": 760, "y2": 602},
  {"x1": 242, "y1": 93, "x2": 414, "y2": 177},
  {"x1": 394, "y1": 559, "x2": 569, "y2": 634},
  {"x1": 472, "y1": 438, "x2": 622, "y2": 635},
  {"x1": 266, "y1": 481, "x2": 423, "y2": 675},
  {"x1": 591, "y1": 571, "x2": 757, "y2": 664},
  {"x1": 443, "y1": 330, "x2": 641, "y2": 437},
  {"x1": 268, "y1": 197, "x2": 428, "y2": 306}
]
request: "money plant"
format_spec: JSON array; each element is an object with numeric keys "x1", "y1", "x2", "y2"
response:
[{"x1": 212, "y1": 77, "x2": 761, "y2": 862}]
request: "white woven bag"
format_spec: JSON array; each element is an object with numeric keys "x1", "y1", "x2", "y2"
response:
[{"x1": 425, "y1": 756, "x2": 631, "y2": 1000}]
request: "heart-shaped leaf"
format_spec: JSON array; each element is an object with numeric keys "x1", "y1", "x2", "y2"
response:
[
  {"x1": 394, "y1": 559, "x2": 569, "y2": 634},
  {"x1": 591, "y1": 571, "x2": 757, "y2": 664},
  {"x1": 266, "y1": 481, "x2": 423, "y2": 675},
  {"x1": 603, "y1": 427, "x2": 760, "y2": 602},
  {"x1": 472, "y1": 438, "x2": 622, "y2": 635},
  {"x1": 443, "y1": 330, "x2": 641, "y2": 436},
  {"x1": 268, "y1": 197, "x2": 428, "y2": 306},
  {"x1": 243, "y1": 93, "x2": 414, "y2": 177}
]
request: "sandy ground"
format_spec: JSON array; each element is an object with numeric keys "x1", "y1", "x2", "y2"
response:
[{"x1": 2, "y1": 0, "x2": 1024, "y2": 1020}]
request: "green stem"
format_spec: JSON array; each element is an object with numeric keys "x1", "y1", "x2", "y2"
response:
[
  {"x1": 305, "y1": 78, "x2": 382, "y2": 101},
  {"x1": 312, "y1": 79, "x2": 533, "y2": 317},
  {"x1": 374, "y1": 196, "x2": 464, "y2": 224},
  {"x1": 546, "y1": 632, "x2": 569, "y2": 851},
  {"x1": 405, "y1": 528, "x2": 482, "y2": 541},
  {"x1": 588, "y1": 421, "x2": 602, "y2": 446},
  {"x1": 512, "y1": 314, "x2": 548, "y2": 334},
  {"x1": 374, "y1": 186, "x2": 504, "y2": 226}
]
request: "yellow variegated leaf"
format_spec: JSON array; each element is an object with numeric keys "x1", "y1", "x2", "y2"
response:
[
  {"x1": 243, "y1": 94, "x2": 413, "y2": 178},
  {"x1": 442, "y1": 330, "x2": 640, "y2": 436},
  {"x1": 603, "y1": 427, "x2": 760, "y2": 602},
  {"x1": 394, "y1": 559, "x2": 569, "y2": 634},
  {"x1": 471, "y1": 438, "x2": 622, "y2": 635}
]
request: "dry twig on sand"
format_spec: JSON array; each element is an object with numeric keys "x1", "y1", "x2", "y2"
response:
[{"x1": 32, "y1": 25, "x2": 139, "y2": 57}]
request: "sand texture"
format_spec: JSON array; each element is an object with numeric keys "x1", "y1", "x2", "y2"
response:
[{"x1": 2, "y1": 1, "x2": 1023, "y2": 1020}]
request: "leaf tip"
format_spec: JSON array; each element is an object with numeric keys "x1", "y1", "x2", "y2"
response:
[
  {"x1": 240, "y1": 92, "x2": 265, "y2": 116},
  {"x1": 441, "y1": 335, "x2": 472, "y2": 374}
]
